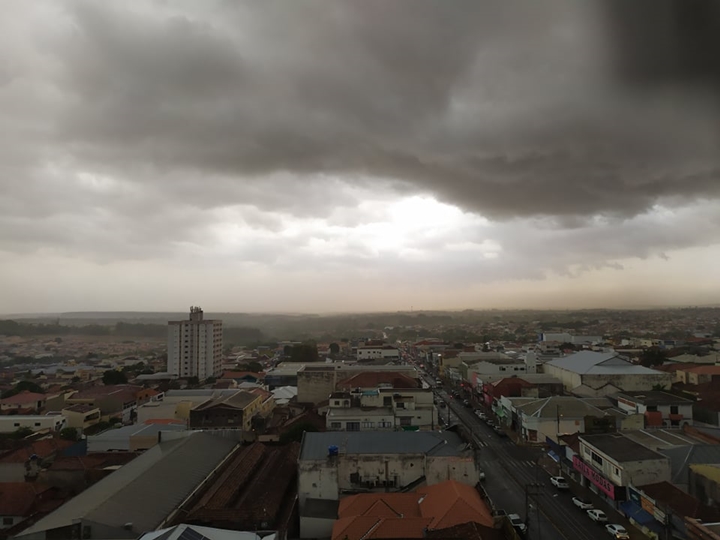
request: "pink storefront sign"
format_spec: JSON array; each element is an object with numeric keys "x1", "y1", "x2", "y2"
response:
[{"x1": 573, "y1": 455, "x2": 616, "y2": 499}]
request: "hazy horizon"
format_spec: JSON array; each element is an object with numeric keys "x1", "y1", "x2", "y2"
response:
[{"x1": 2, "y1": 1, "x2": 719, "y2": 314}]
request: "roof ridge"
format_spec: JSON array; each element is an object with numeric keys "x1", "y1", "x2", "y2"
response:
[{"x1": 359, "y1": 517, "x2": 383, "y2": 540}]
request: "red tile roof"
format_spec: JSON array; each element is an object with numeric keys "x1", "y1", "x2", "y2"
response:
[
  {"x1": 0, "y1": 483, "x2": 52, "y2": 516},
  {"x1": 221, "y1": 371, "x2": 263, "y2": 380},
  {"x1": 0, "y1": 437, "x2": 76, "y2": 464},
  {"x1": 0, "y1": 391, "x2": 46, "y2": 406},
  {"x1": 69, "y1": 384, "x2": 142, "y2": 400},
  {"x1": 333, "y1": 481, "x2": 494, "y2": 540}
]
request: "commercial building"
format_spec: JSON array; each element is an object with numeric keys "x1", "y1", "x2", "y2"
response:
[
  {"x1": 544, "y1": 351, "x2": 673, "y2": 396},
  {"x1": 614, "y1": 391, "x2": 694, "y2": 428},
  {"x1": 356, "y1": 345, "x2": 400, "y2": 361},
  {"x1": 167, "y1": 306, "x2": 223, "y2": 380},
  {"x1": 188, "y1": 390, "x2": 266, "y2": 431},
  {"x1": 573, "y1": 433, "x2": 671, "y2": 503}
]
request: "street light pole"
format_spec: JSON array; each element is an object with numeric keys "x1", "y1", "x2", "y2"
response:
[{"x1": 525, "y1": 482, "x2": 543, "y2": 540}]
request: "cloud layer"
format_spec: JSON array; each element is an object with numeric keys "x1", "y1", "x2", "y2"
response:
[{"x1": 1, "y1": 0, "x2": 719, "y2": 312}]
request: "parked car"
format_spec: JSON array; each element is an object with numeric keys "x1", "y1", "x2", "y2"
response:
[
  {"x1": 572, "y1": 497, "x2": 593, "y2": 510},
  {"x1": 493, "y1": 426, "x2": 508, "y2": 437},
  {"x1": 479, "y1": 469, "x2": 486, "y2": 481},
  {"x1": 587, "y1": 509, "x2": 608, "y2": 523},
  {"x1": 475, "y1": 411, "x2": 487, "y2": 420},
  {"x1": 508, "y1": 514, "x2": 527, "y2": 535},
  {"x1": 462, "y1": 399, "x2": 472, "y2": 408},
  {"x1": 486, "y1": 420, "x2": 495, "y2": 428},
  {"x1": 438, "y1": 402, "x2": 446, "y2": 408},
  {"x1": 494, "y1": 509, "x2": 507, "y2": 517},
  {"x1": 605, "y1": 524, "x2": 630, "y2": 539},
  {"x1": 550, "y1": 476, "x2": 569, "y2": 489}
]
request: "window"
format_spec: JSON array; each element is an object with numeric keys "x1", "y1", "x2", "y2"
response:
[
  {"x1": 13, "y1": 423, "x2": 19, "y2": 427},
  {"x1": 647, "y1": 405, "x2": 658, "y2": 412},
  {"x1": 347, "y1": 422, "x2": 361, "y2": 431},
  {"x1": 591, "y1": 452, "x2": 603, "y2": 467},
  {"x1": 35, "y1": 422, "x2": 41, "y2": 427},
  {"x1": 330, "y1": 422, "x2": 342, "y2": 429},
  {"x1": 378, "y1": 421, "x2": 392, "y2": 428},
  {"x1": 362, "y1": 422, "x2": 374, "y2": 428},
  {"x1": 670, "y1": 405, "x2": 679, "y2": 414}
]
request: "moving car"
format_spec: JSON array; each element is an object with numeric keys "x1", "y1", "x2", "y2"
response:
[
  {"x1": 605, "y1": 524, "x2": 630, "y2": 539},
  {"x1": 438, "y1": 401, "x2": 446, "y2": 408},
  {"x1": 550, "y1": 476, "x2": 569, "y2": 489},
  {"x1": 508, "y1": 514, "x2": 527, "y2": 535},
  {"x1": 587, "y1": 509, "x2": 608, "y2": 523},
  {"x1": 572, "y1": 497, "x2": 593, "y2": 510},
  {"x1": 462, "y1": 399, "x2": 472, "y2": 408},
  {"x1": 493, "y1": 425, "x2": 508, "y2": 437}
]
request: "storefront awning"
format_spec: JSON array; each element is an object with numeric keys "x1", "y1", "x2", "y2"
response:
[
  {"x1": 620, "y1": 501, "x2": 661, "y2": 531},
  {"x1": 548, "y1": 450, "x2": 560, "y2": 463}
]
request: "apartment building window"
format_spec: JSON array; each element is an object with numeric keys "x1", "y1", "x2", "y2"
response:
[
  {"x1": 591, "y1": 452, "x2": 603, "y2": 467},
  {"x1": 362, "y1": 422, "x2": 374, "y2": 428},
  {"x1": 347, "y1": 422, "x2": 361, "y2": 431},
  {"x1": 378, "y1": 421, "x2": 392, "y2": 428},
  {"x1": 330, "y1": 422, "x2": 342, "y2": 429}
]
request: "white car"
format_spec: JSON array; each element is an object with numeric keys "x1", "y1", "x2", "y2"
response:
[
  {"x1": 572, "y1": 497, "x2": 593, "y2": 510},
  {"x1": 550, "y1": 476, "x2": 569, "y2": 489},
  {"x1": 606, "y1": 524, "x2": 630, "y2": 539},
  {"x1": 508, "y1": 514, "x2": 527, "y2": 534},
  {"x1": 587, "y1": 509, "x2": 608, "y2": 523},
  {"x1": 475, "y1": 411, "x2": 487, "y2": 420}
]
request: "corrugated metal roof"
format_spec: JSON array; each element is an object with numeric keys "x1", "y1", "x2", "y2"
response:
[
  {"x1": 300, "y1": 431, "x2": 467, "y2": 461},
  {"x1": 16, "y1": 432, "x2": 238, "y2": 538},
  {"x1": 659, "y1": 444, "x2": 720, "y2": 484},
  {"x1": 546, "y1": 351, "x2": 662, "y2": 375}
]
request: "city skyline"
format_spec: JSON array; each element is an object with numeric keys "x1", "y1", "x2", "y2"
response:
[{"x1": 2, "y1": 1, "x2": 719, "y2": 314}]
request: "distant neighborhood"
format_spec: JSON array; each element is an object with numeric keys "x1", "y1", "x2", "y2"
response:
[{"x1": 0, "y1": 307, "x2": 720, "y2": 540}]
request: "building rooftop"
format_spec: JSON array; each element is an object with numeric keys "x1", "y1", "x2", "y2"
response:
[
  {"x1": 193, "y1": 390, "x2": 259, "y2": 411},
  {"x1": 517, "y1": 396, "x2": 606, "y2": 418},
  {"x1": 337, "y1": 371, "x2": 419, "y2": 390},
  {"x1": 621, "y1": 429, "x2": 705, "y2": 450},
  {"x1": 63, "y1": 403, "x2": 99, "y2": 413},
  {"x1": 139, "y1": 524, "x2": 262, "y2": 540},
  {"x1": 15, "y1": 432, "x2": 238, "y2": 538},
  {"x1": 659, "y1": 444, "x2": 720, "y2": 485},
  {"x1": 547, "y1": 351, "x2": 663, "y2": 375},
  {"x1": 580, "y1": 433, "x2": 668, "y2": 463},
  {"x1": 300, "y1": 431, "x2": 469, "y2": 461},
  {"x1": 0, "y1": 391, "x2": 46, "y2": 406},
  {"x1": 69, "y1": 384, "x2": 142, "y2": 400},
  {"x1": 616, "y1": 391, "x2": 694, "y2": 405}
]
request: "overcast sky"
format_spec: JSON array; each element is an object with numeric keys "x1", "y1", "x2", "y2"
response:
[{"x1": 2, "y1": 1, "x2": 719, "y2": 314}]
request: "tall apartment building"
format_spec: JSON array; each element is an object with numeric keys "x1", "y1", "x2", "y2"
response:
[{"x1": 167, "y1": 307, "x2": 223, "y2": 380}]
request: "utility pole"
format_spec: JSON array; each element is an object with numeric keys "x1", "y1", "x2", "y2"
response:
[{"x1": 525, "y1": 482, "x2": 543, "y2": 540}]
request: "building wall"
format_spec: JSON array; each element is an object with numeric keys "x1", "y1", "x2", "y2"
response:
[
  {"x1": 521, "y1": 416, "x2": 586, "y2": 443},
  {"x1": 167, "y1": 314, "x2": 222, "y2": 380},
  {"x1": 543, "y1": 365, "x2": 673, "y2": 394},
  {"x1": 0, "y1": 463, "x2": 24, "y2": 482},
  {"x1": 357, "y1": 348, "x2": 400, "y2": 360},
  {"x1": 0, "y1": 415, "x2": 66, "y2": 433},
  {"x1": 297, "y1": 370, "x2": 337, "y2": 404},
  {"x1": 579, "y1": 441, "x2": 671, "y2": 487},
  {"x1": 298, "y1": 454, "x2": 479, "y2": 506},
  {"x1": 62, "y1": 408, "x2": 101, "y2": 429}
]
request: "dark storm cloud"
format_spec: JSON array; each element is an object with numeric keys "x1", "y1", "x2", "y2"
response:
[{"x1": 37, "y1": 0, "x2": 718, "y2": 222}]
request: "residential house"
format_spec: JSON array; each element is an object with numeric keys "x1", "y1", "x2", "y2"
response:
[
  {"x1": 327, "y1": 480, "x2": 495, "y2": 540},
  {"x1": 38, "y1": 452, "x2": 140, "y2": 492},
  {"x1": 271, "y1": 386, "x2": 297, "y2": 406},
  {"x1": 325, "y1": 387, "x2": 437, "y2": 432},
  {"x1": 0, "y1": 483, "x2": 61, "y2": 531},
  {"x1": 0, "y1": 438, "x2": 76, "y2": 482},
  {"x1": 614, "y1": 391, "x2": 694, "y2": 428},
  {"x1": 544, "y1": 351, "x2": 673, "y2": 396},
  {"x1": 574, "y1": 433, "x2": 671, "y2": 504},
  {"x1": 61, "y1": 404, "x2": 101, "y2": 430},
  {"x1": 356, "y1": 345, "x2": 400, "y2": 362},
  {"x1": 0, "y1": 392, "x2": 46, "y2": 413},
  {"x1": 298, "y1": 431, "x2": 481, "y2": 517},
  {"x1": 220, "y1": 371, "x2": 264, "y2": 384},
  {"x1": 188, "y1": 390, "x2": 263, "y2": 431},
  {"x1": 677, "y1": 365, "x2": 720, "y2": 385},
  {"x1": 13, "y1": 433, "x2": 238, "y2": 540}
]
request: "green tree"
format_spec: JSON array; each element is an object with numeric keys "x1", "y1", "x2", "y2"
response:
[
  {"x1": 71, "y1": 376, "x2": 81, "y2": 383},
  {"x1": 59, "y1": 427, "x2": 79, "y2": 441},
  {"x1": 12, "y1": 427, "x2": 34, "y2": 439},
  {"x1": 238, "y1": 361, "x2": 263, "y2": 373},
  {"x1": 102, "y1": 370, "x2": 128, "y2": 385},
  {"x1": 639, "y1": 347, "x2": 666, "y2": 367},
  {"x1": 186, "y1": 376, "x2": 200, "y2": 387},
  {"x1": 329, "y1": 343, "x2": 340, "y2": 355},
  {"x1": 289, "y1": 343, "x2": 319, "y2": 363},
  {"x1": 1, "y1": 380, "x2": 45, "y2": 399},
  {"x1": 279, "y1": 422, "x2": 319, "y2": 444}
]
